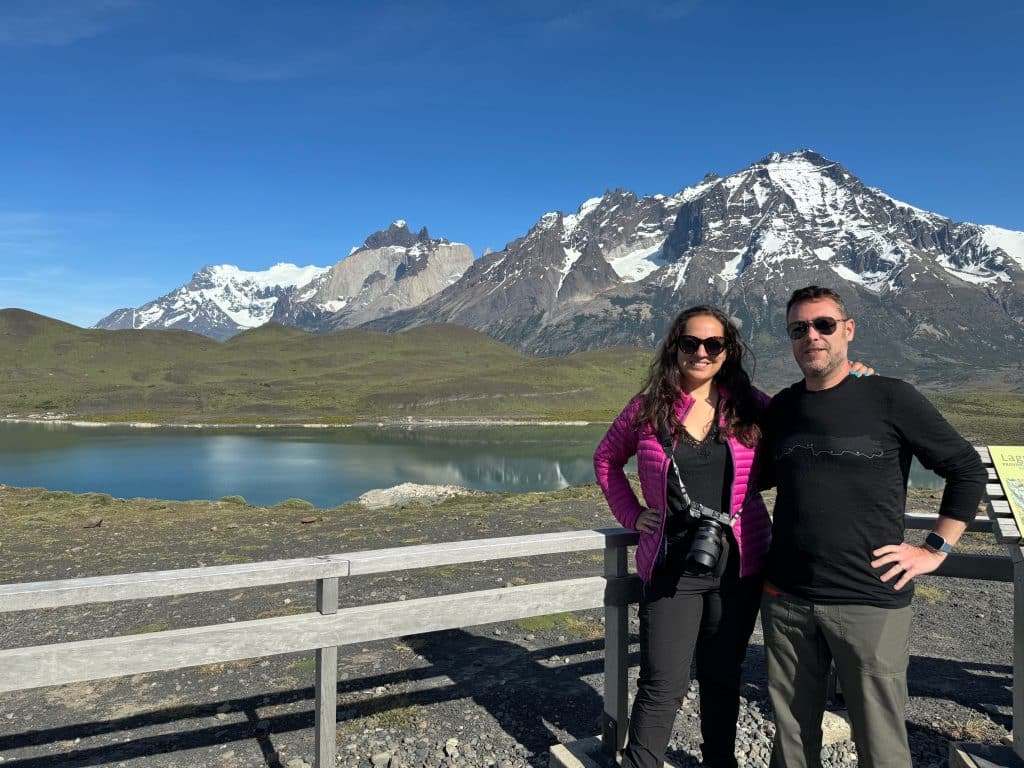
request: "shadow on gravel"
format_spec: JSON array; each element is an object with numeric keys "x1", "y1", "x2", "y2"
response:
[
  {"x1": 410, "y1": 629, "x2": 607, "y2": 754},
  {"x1": 0, "y1": 633, "x2": 611, "y2": 768},
  {"x1": 2, "y1": 643, "x2": 1005, "y2": 767},
  {"x1": 908, "y1": 655, "x2": 1013, "y2": 727}
]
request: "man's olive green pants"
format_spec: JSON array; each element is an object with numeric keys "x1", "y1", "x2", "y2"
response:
[{"x1": 761, "y1": 589, "x2": 913, "y2": 768}]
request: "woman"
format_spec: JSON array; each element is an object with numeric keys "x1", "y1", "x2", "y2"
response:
[{"x1": 593, "y1": 304, "x2": 770, "y2": 768}]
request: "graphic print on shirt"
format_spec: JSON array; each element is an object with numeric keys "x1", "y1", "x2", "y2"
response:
[{"x1": 774, "y1": 433, "x2": 885, "y2": 461}]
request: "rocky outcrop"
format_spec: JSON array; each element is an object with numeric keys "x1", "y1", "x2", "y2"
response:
[
  {"x1": 275, "y1": 222, "x2": 473, "y2": 331},
  {"x1": 357, "y1": 482, "x2": 478, "y2": 509}
]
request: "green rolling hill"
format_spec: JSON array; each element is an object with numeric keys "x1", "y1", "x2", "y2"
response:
[
  {"x1": 1, "y1": 309, "x2": 1020, "y2": 443},
  {"x1": 0, "y1": 309, "x2": 651, "y2": 423}
]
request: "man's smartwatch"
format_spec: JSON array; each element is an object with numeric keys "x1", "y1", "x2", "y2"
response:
[{"x1": 924, "y1": 532, "x2": 954, "y2": 555}]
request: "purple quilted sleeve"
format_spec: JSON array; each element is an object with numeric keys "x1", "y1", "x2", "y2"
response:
[{"x1": 593, "y1": 396, "x2": 645, "y2": 530}]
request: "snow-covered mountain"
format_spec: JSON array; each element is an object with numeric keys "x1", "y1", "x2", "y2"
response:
[
  {"x1": 96, "y1": 263, "x2": 328, "y2": 340},
  {"x1": 95, "y1": 222, "x2": 474, "y2": 339},
  {"x1": 367, "y1": 150, "x2": 1024, "y2": 384},
  {"x1": 93, "y1": 150, "x2": 1024, "y2": 384},
  {"x1": 270, "y1": 221, "x2": 473, "y2": 331}
]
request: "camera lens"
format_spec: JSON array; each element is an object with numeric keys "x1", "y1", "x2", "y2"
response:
[{"x1": 686, "y1": 519, "x2": 724, "y2": 574}]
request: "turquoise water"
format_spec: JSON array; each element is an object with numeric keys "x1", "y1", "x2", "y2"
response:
[{"x1": 0, "y1": 422, "x2": 943, "y2": 507}]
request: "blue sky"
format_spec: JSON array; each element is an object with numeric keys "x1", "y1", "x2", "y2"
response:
[{"x1": 1, "y1": 0, "x2": 1022, "y2": 328}]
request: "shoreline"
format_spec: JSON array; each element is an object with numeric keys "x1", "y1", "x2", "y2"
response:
[{"x1": 0, "y1": 415, "x2": 598, "y2": 429}]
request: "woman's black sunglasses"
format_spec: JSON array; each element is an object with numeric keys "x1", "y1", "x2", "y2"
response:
[
  {"x1": 678, "y1": 335, "x2": 727, "y2": 356},
  {"x1": 786, "y1": 316, "x2": 848, "y2": 340}
]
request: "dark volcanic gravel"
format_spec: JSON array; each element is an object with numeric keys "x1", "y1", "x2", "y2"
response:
[{"x1": 0, "y1": 485, "x2": 1013, "y2": 767}]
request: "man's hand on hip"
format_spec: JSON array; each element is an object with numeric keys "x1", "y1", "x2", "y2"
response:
[{"x1": 871, "y1": 543, "x2": 946, "y2": 590}]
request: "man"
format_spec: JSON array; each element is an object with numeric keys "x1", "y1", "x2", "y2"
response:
[{"x1": 760, "y1": 286, "x2": 986, "y2": 768}]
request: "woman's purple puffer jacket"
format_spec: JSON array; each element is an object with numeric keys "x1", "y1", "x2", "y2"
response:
[{"x1": 593, "y1": 388, "x2": 771, "y2": 582}]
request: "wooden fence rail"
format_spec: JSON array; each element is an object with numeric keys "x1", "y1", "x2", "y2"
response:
[
  {"x1": 0, "y1": 446, "x2": 1019, "y2": 767},
  {"x1": 0, "y1": 528, "x2": 640, "y2": 767}
]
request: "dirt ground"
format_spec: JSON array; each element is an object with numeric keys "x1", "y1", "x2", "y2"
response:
[{"x1": 0, "y1": 484, "x2": 1014, "y2": 767}]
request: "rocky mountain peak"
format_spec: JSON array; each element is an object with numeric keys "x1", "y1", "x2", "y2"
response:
[
  {"x1": 366, "y1": 150, "x2": 1024, "y2": 386},
  {"x1": 94, "y1": 224, "x2": 471, "y2": 340},
  {"x1": 272, "y1": 221, "x2": 474, "y2": 333},
  {"x1": 94, "y1": 262, "x2": 328, "y2": 339},
  {"x1": 94, "y1": 149, "x2": 1024, "y2": 386},
  {"x1": 759, "y1": 148, "x2": 833, "y2": 167},
  {"x1": 361, "y1": 220, "x2": 438, "y2": 251}
]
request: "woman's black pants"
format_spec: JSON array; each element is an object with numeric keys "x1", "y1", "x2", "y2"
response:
[{"x1": 620, "y1": 542, "x2": 762, "y2": 768}]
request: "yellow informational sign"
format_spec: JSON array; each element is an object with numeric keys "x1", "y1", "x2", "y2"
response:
[{"x1": 989, "y1": 446, "x2": 1024, "y2": 536}]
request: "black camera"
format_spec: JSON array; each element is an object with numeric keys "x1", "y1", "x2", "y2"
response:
[{"x1": 681, "y1": 501, "x2": 732, "y2": 574}]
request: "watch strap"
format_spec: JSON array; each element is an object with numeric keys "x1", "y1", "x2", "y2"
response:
[{"x1": 924, "y1": 531, "x2": 953, "y2": 554}]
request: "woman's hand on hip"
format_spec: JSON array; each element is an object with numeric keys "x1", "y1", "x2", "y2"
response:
[{"x1": 634, "y1": 508, "x2": 660, "y2": 534}]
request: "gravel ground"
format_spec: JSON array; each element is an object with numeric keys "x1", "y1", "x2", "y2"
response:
[{"x1": 0, "y1": 485, "x2": 1014, "y2": 767}]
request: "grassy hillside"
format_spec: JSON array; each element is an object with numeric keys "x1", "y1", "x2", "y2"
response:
[
  {"x1": 2, "y1": 309, "x2": 1020, "y2": 441},
  {"x1": 931, "y1": 390, "x2": 1024, "y2": 445},
  {"x1": 0, "y1": 309, "x2": 651, "y2": 423}
]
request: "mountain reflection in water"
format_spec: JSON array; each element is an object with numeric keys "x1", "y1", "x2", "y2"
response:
[{"x1": 0, "y1": 422, "x2": 942, "y2": 507}]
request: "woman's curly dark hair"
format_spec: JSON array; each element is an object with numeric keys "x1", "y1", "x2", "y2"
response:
[{"x1": 633, "y1": 305, "x2": 763, "y2": 447}]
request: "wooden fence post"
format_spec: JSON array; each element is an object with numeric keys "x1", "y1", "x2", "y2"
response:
[
  {"x1": 315, "y1": 576, "x2": 340, "y2": 768},
  {"x1": 602, "y1": 542, "x2": 630, "y2": 756}
]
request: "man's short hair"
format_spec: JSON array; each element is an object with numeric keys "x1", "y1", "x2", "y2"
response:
[{"x1": 786, "y1": 285, "x2": 848, "y2": 318}]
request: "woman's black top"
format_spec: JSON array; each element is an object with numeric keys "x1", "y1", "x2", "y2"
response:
[{"x1": 664, "y1": 427, "x2": 732, "y2": 541}]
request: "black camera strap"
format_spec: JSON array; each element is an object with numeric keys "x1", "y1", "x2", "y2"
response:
[{"x1": 657, "y1": 419, "x2": 696, "y2": 513}]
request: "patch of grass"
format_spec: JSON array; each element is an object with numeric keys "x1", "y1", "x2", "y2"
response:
[
  {"x1": 274, "y1": 498, "x2": 315, "y2": 510},
  {"x1": 515, "y1": 612, "x2": 604, "y2": 639},
  {"x1": 219, "y1": 495, "x2": 247, "y2": 505},
  {"x1": 256, "y1": 605, "x2": 309, "y2": 619},
  {"x1": 197, "y1": 660, "x2": 258, "y2": 675},
  {"x1": 398, "y1": 637, "x2": 428, "y2": 653},
  {"x1": 336, "y1": 717, "x2": 366, "y2": 736},
  {"x1": 287, "y1": 657, "x2": 317, "y2": 673},
  {"x1": 269, "y1": 676, "x2": 299, "y2": 689},
  {"x1": 425, "y1": 565, "x2": 459, "y2": 577},
  {"x1": 946, "y1": 718, "x2": 997, "y2": 741},
  {"x1": 516, "y1": 614, "x2": 566, "y2": 632},
  {"x1": 372, "y1": 701, "x2": 421, "y2": 730},
  {"x1": 126, "y1": 621, "x2": 170, "y2": 635},
  {"x1": 914, "y1": 582, "x2": 947, "y2": 603},
  {"x1": 39, "y1": 490, "x2": 75, "y2": 501}
]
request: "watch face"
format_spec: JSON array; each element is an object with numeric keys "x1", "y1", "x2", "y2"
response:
[{"x1": 925, "y1": 532, "x2": 951, "y2": 553}]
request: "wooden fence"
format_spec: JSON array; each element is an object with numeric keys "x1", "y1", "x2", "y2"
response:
[{"x1": 0, "y1": 447, "x2": 1019, "y2": 766}]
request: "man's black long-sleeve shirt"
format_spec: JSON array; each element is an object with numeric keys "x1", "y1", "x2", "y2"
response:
[{"x1": 763, "y1": 375, "x2": 986, "y2": 607}]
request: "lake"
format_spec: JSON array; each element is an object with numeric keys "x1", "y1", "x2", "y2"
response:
[{"x1": 0, "y1": 422, "x2": 944, "y2": 507}]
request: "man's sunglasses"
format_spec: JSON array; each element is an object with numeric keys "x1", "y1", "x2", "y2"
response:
[
  {"x1": 678, "y1": 335, "x2": 727, "y2": 356},
  {"x1": 786, "y1": 316, "x2": 849, "y2": 340}
]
